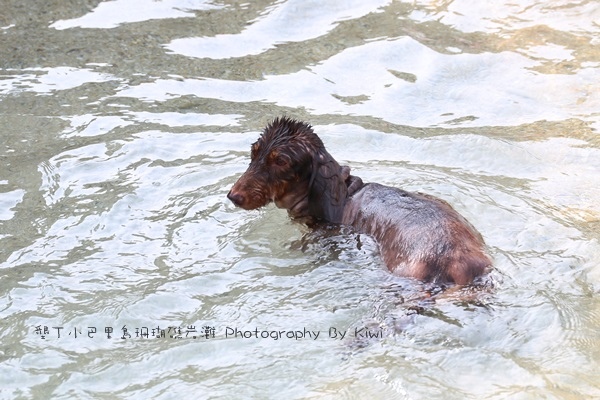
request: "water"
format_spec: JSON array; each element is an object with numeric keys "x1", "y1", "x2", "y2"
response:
[{"x1": 1, "y1": 0, "x2": 599, "y2": 398}]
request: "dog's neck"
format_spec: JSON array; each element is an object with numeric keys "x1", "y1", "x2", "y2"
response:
[{"x1": 288, "y1": 150, "x2": 363, "y2": 225}]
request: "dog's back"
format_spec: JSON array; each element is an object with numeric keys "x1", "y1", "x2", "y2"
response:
[{"x1": 342, "y1": 183, "x2": 491, "y2": 285}]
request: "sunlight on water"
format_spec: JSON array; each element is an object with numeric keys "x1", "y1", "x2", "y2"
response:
[
  {"x1": 166, "y1": 0, "x2": 391, "y2": 58},
  {"x1": 124, "y1": 36, "x2": 600, "y2": 127},
  {"x1": 50, "y1": 0, "x2": 223, "y2": 30},
  {"x1": 1, "y1": 0, "x2": 599, "y2": 398}
]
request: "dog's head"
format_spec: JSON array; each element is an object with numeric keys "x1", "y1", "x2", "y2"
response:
[{"x1": 227, "y1": 117, "x2": 324, "y2": 216}]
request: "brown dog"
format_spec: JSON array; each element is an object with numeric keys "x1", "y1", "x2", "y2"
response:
[{"x1": 228, "y1": 117, "x2": 491, "y2": 285}]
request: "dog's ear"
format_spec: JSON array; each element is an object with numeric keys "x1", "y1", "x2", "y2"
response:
[
  {"x1": 340, "y1": 165, "x2": 363, "y2": 196},
  {"x1": 307, "y1": 151, "x2": 348, "y2": 223}
]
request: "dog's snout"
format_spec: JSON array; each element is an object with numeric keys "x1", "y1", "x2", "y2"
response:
[{"x1": 227, "y1": 190, "x2": 245, "y2": 207}]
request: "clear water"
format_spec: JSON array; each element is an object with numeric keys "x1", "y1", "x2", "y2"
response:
[{"x1": 1, "y1": 1, "x2": 599, "y2": 398}]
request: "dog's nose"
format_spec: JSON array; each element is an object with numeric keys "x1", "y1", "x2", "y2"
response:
[{"x1": 227, "y1": 190, "x2": 245, "y2": 207}]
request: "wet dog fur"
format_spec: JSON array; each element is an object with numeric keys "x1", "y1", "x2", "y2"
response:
[{"x1": 227, "y1": 117, "x2": 491, "y2": 285}]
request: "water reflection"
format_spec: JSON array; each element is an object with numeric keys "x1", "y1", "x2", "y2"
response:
[
  {"x1": 123, "y1": 36, "x2": 600, "y2": 127},
  {"x1": 51, "y1": 0, "x2": 223, "y2": 30},
  {"x1": 411, "y1": 0, "x2": 600, "y2": 36},
  {"x1": 0, "y1": 67, "x2": 117, "y2": 95},
  {"x1": 1, "y1": 0, "x2": 599, "y2": 398},
  {"x1": 166, "y1": 0, "x2": 391, "y2": 59}
]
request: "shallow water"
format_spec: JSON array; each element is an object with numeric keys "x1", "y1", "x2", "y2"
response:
[{"x1": 1, "y1": 0, "x2": 599, "y2": 398}]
